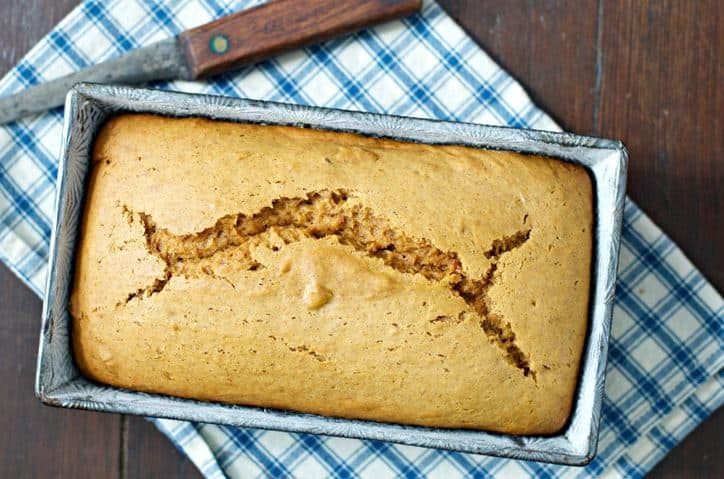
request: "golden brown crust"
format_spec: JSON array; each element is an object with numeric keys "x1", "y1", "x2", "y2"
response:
[{"x1": 70, "y1": 114, "x2": 593, "y2": 434}]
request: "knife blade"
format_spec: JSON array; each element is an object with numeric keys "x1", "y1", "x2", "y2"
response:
[
  {"x1": 0, "y1": 0, "x2": 421, "y2": 125},
  {"x1": 0, "y1": 39, "x2": 186, "y2": 124}
]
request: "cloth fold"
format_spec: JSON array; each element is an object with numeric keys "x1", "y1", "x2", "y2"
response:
[{"x1": 0, "y1": 0, "x2": 721, "y2": 477}]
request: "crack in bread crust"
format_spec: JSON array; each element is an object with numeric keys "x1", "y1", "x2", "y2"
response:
[{"x1": 122, "y1": 189, "x2": 534, "y2": 377}]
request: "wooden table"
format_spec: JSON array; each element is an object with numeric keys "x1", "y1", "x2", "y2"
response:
[{"x1": 1, "y1": 1, "x2": 721, "y2": 477}]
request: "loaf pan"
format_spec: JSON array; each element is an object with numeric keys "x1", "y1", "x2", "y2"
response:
[{"x1": 37, "y1": 83, "x2": 627, "y2": 465}]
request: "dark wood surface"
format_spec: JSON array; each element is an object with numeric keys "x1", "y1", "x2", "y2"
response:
[{"x1": 0, "y1": 0, "x2": 720, "y2": 477}]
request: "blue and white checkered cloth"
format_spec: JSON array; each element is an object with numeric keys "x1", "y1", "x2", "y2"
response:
[{"x1": 1, "y1": 0, "x2": 721, "y2": 477}]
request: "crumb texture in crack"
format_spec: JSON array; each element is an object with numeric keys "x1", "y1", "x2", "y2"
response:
[
  {"x1": 123, "y1": 189, "x2": 534, "y2": 376},
  {"x1": 485, "y1": 229, "x2": 531, "y2": 259}
]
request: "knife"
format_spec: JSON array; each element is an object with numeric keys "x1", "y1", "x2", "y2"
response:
[{"x1": 0, "y1": 0, "x2": 421, "y2": 124}]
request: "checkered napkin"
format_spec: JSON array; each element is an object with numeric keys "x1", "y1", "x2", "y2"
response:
[{"x1": 1, "y1": 0, "x2": 721, "y2": 477}]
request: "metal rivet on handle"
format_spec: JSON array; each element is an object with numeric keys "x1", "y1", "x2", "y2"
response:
[{"x1": 209, "y1": 34, "x2": 230, "y2": 55}]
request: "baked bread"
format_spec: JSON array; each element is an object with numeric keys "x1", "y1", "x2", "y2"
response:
[{"x1": 71, "y1": 114, "x2": 593, "y2": 435}]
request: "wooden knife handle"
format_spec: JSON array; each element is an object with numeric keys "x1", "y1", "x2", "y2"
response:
[{"x1": 179, "y1": 0, "x2": 421, "y2": 79}]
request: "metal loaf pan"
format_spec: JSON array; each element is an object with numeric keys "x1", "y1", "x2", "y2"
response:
[{"x1": 37, "y1": 83, "x2": 627, "y2": 465}]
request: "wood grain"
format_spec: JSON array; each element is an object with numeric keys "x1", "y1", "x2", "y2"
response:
[
  {"x1": 595, "y1": 0, "x2": 723, "y2": 288},
  {"x1": 180, "y1": 0, "x2": 421, "y2": 78},
  {"x1": 0, "y1": 0, "x2": 720, "y2": 477},
  {"x1": 124, "y1": 416, "x2": 199, "y2": 479},
  {"x1": 439, "y1": 0, "x2": 600, "y2": 132},
  {"x1": 651, "y1": 407, "x2": 724, "y2": 478},
  {"x1": 0, "y1": 263, "x2": 121, "y2": 478}
]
